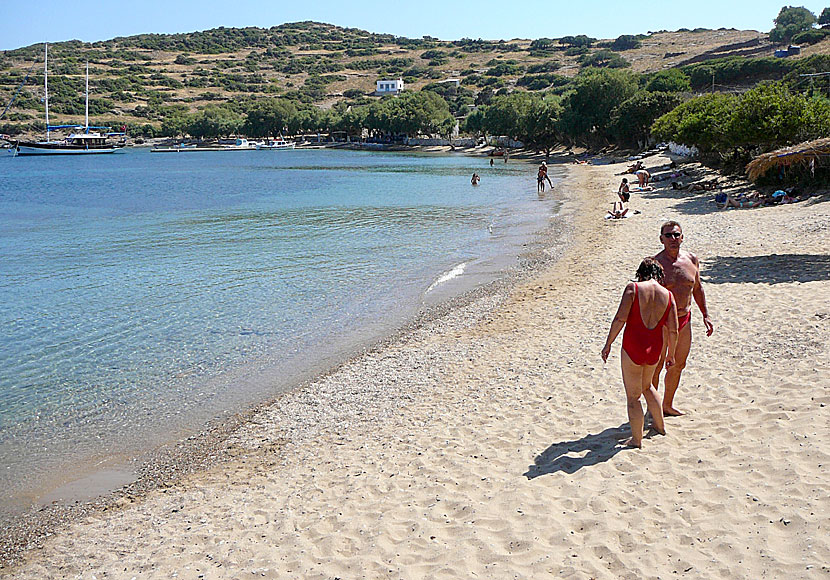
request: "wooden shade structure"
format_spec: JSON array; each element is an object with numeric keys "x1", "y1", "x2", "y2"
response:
[{"x1": 745, "y1": 137, "x2": 830, "y2": 181}]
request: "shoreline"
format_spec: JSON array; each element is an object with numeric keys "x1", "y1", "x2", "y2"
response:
[
  {"x1": 4, "y1": 152, "x2": 829, "y2": 577},
  {"x1": 0, "y1": 154, "x2": 572, "y2": 567}
]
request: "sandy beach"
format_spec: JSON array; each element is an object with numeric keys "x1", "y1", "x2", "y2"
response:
[{"x1": 3, "y1": 152, "x2": 829, "y2": 579}]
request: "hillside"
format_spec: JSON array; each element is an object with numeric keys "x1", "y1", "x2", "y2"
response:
[{"x1": 2, "y1": 21, "x2": 829, "y2": 136}]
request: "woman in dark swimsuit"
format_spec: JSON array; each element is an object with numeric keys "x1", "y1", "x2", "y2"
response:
[{"x1": 601, "y1": 258, "x2": 678, "y2": 448}]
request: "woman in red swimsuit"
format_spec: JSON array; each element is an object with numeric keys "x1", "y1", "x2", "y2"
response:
[{"x1": 601, "y1": 258, "x2": 678, "y2": 448}]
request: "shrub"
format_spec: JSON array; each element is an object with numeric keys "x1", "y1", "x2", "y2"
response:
[
  {"x1": 610, "y1": 35, "x2": 642, "y2": 51},
  {"x1": 580, "y1": 50, "x2": 630, "y2": 69},
  {"x1": 644, "y1": 69, "x2": 691, "y2": 93},
  {"x1": 791, "y1": 29, "x2": 829, "y2": 45}
]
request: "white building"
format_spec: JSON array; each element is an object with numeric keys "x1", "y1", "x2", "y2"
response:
[{"x1": 375, "y1": 78, "x2": 404, "y2": 95}]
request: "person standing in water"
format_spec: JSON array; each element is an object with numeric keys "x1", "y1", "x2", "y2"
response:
[{"x1": 602, "y1": 258, "x2": 678, "y2": 448}]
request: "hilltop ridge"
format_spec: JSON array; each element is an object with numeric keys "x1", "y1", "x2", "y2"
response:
[{"x1": 1, "y1": 21, "x2": 829, "y2": 136}]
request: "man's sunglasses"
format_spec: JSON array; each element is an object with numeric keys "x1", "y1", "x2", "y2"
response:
[{"x1": 662, "y1": 232, "x2": 682, "y2": 239}]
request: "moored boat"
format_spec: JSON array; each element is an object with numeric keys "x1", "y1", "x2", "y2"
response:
[
  {"x1": 10, "y1": 44, "x2": 125, "y2": 157},
  {"x1": 257, "y1": 139, "x2": 296, "y2": 150}
]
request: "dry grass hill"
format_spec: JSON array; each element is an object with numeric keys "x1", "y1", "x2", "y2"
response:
[{"x1": 1, "y1": 21, "x2": 829, "y2": 134}]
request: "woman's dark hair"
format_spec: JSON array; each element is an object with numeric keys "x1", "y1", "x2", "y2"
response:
[{"x1": 635, "y1": 257, "x2": 664, "y2": 282}]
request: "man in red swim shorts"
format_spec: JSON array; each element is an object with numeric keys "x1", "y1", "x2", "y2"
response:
[{"x1": 652, "y1": 221, "x2": 714, "y2": 415}]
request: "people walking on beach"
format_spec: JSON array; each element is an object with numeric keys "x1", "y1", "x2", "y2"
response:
[
  {"x1": 651, "y1": 221, "x2": 714, "y2": 416},
  {"x1": 471, "y1": 173, "x2": 480, "y2": 185},
  {"x1": 601, "y1": 258, "x2": 678, "y2": 448}
]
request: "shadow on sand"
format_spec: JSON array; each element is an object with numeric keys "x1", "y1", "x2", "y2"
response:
[
  {"x1": 524, "y1": 424, "x2": 633, "y2": 479},
  {"x1": 702, "y1": 253, "x2": 830, "y2": 284}
]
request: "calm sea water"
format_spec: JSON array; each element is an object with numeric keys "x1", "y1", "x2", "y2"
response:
[{"x1": 0, "y1": 147, "x2": 559, "y2": 513}]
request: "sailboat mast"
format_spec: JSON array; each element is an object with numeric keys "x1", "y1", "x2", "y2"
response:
[
  {"x1": 44, "y1": 43, "x2": 49, "y2": 142},
  {"x1": 85, "y1": 61, "x2": 89, "y2": 133}
]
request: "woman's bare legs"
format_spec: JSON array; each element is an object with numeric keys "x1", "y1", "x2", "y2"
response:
[{"x1": 621, "y1": 350, "x2": 660, "y2": 447}]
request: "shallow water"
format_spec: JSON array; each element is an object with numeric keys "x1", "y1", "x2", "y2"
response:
[{"x1": 0, "y1": 147, "x2": 559, "y2": 512}]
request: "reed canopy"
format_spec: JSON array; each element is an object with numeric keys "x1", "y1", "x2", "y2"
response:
[{"x1": 746, "y1": 137, "x2": 830, "y2": 182}]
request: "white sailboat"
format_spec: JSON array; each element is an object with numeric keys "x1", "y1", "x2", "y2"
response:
[{"x1": 11, "y1": 44, "x2": 126, "y2": 156}]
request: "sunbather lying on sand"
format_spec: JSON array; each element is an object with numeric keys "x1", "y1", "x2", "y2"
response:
[
  {"x1": 716, "y1": 192, "x2": 762, "y2": 209},
  {"x1": 606, "y1": 201, "x2": 629, "y2": 219},
  {"x1": 672, "y1": 179, "x2": 719, "y2": 191}
]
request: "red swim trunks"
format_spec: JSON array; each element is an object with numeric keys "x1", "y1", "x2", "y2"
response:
[{"x1": 678, "y1": 310, "x2": 691, "y2": 330}]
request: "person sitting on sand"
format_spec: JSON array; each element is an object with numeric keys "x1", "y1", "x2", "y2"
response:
[
  {"x1": 618, "y1": 178, "x2": 631, "y2": 203},
  {"x1": 601, "y1": 258, "x2": 678, "y2": 448},
  {"x1": 471, "y1": 173, "x2": 480, "y2": 186},
  {"x1": 635, "y1": 169, "x2": 651, "y2": 188}
]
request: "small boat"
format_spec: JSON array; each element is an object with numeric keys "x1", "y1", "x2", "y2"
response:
[
  {"x1": 257, "y1": 139, "x2": 295, "y2": 150},
  {"x1": 10, "y1": 44, "x2": 125, "y2": 156},
  {"x1": 223, "y1": 138, "x2": 259, "y2": 150}
]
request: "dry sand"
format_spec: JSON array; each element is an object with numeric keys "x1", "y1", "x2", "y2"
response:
[{"x1": 4, "y1": 154, "x2": 829, "y2": 579}]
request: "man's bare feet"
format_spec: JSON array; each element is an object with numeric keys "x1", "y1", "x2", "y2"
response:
[
  {"x1": 646, "y1": 427, "x2": 666, "y2": 437},
  {"x1": 623, "y1": 437, "x2": 642, "y2": 448},
  {"x1": 663, "y1": 407, "x2": 685, "y2": 417}
]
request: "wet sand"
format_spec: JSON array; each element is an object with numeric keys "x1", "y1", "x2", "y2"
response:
[{"x1": 3, "y1": 152, "x2": 829, "y2": 579}]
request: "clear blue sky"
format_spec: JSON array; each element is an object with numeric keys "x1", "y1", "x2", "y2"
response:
[{"x1": 2, "y1": 0, "x2": 828, "y2": 51}]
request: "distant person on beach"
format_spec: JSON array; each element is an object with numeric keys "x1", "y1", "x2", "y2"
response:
[
  {"x1": 618, "y1": 178, "x2": 631, "y2": 203},
  {"x1": 626, "y1": 160, "x2": 644, "y2": 173},
  {"x1": 651, "y1": 221, "x2": 714, "y2": 416},
  {"x1": 537, "y1": 162, "x2": 553, "y2": 192},
  {"x1": 606, "y1": 201, "x2": 629, "y2": 219},
  {"x1": 601, "y1": 258, "x2": 678, "y2": 448},
  {"x1": 635, "y1": 169, "x2": 651, "y2": 188},
  {"x1": 490, "y1": 158, "x2": 494, "y2": 167},
  {"x1": 471, "y1": 173, "x2": 480, "y2": 185}
]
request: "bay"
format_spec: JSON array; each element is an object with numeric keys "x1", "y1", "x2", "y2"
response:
[{"x1": 0, "y1": 147, "x2": 559, "y2": 514}]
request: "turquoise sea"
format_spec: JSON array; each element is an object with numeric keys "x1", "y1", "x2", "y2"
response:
[{"x1": 0, "y1": 147, "x2": 559, "y2": 515}]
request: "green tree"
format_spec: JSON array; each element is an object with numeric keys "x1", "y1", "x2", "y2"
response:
[
  {"x1": 610, "y1": 91, "x2": 683, "y2": 147},
  {"x1": 186, "y1": 105, "x2": 243, "y2": 138},
  {"x1": 610, "y1": 35, "x2": 642, "y2": 51},
  {"x1": 243, "y1": 98, "x2": 298, "y2": 138},
  {"x1": 644, "y1": 69, "x2": 691, "y2": 93},
  {"x1": 820, "y1": 7, "x2": 830, "y2": 24},
  {"x1": 727, "y1": 81, "x2": 814, "y2": 148},
  {"x1": 481, "y1": 92, "x2": 533, "y2": 140},
  {"x1": 366, "y1": 92, "x2": 454, "y2": 137},
  {"x1": 579, "y1": 49, "x2": 630, "y2": 69},
  {"x1": 557, "y1": 68, "x2": 638, "y2": 145},
  {"x1": 463, "y1": 107, "x2": 486, "y2": 136},
  {"x1": 651, "y1": 93, "x2": 737, "y2": 152},
  {"x1": 521, "y1": 94, "x2": 563, "y2": 158},
  {"x1": 160, "y1": 113, "x2": 189, "y2": 138},
  {"x1": 559, "y1": 35, "x2": 595, "y2": 48},
  {"x1": 769, "y1": 6, "x2": 817, "y2": 44}
]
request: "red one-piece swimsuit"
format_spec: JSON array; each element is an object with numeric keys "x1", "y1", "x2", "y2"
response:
[{"x1": 622, "y1": 283, "x2": 674, "y2": 366}]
